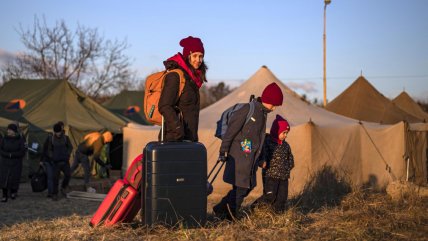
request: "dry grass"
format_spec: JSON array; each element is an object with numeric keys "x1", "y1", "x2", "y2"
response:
[{"x1": 1, "y1": 174, "x2": 427, "y2": 241}]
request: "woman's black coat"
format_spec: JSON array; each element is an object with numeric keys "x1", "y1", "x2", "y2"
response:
[
  {"x1": 158, "y1": 67, "x2": 200, "y2": 142},
  {"x1": 0, "y1": 135, "x2": 26, "y2": 190}
]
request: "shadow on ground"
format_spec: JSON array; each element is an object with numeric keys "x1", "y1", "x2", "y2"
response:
[{"x1": 288, "y1": 165, "x2": 352, "y2": 214}]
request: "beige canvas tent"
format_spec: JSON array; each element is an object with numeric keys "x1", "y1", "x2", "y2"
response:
[
  {"x1": 393, "y1": 91, "x2": 428, "y2": 123},
  {"x1": 0, "y1": 79, "x2": 127, "y2": 176},
  {"x1": 123, "y1": 67, "x2": 427, "y2": 198},
  {"x1": 326, "y1": 76, "x2": 421, "y2": 124},
  {"x1": 392, "y1": 92, "x2": 428, "y2": 185},
  {"x1": 326, "y1": 77, "x2": 427, "y2": 185}
]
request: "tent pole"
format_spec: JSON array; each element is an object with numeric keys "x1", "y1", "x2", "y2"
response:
[{"x1": 406, "y1": 157, "x2": 410, "y2": 182}]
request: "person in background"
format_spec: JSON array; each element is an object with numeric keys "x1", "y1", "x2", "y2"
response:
[
  {"x1": 40, "y1": 121, "x2": 66, "y2": 199},
  {"x1": 41, "y1": 123, "x2": 73, "y2": 201},
  {"x1": 0, "y1": 123, "x2": 26, "y2": 202},
  {"x1": 70, "y1": 131, "x2": 113, "y2": 192},
  {"x1": 256, "y1": 114, "x2": 294, "y2": 212},
  {"x1": 212, "y1": 83, "x2": 284, "y2": 220},
  {"x1": 158, "y1": 36, "x2": 208, "y2": 141},
  {"x1": 56, "y1": 121, "x2": 65, "y2": 134}
]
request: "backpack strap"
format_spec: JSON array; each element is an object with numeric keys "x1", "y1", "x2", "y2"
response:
[
  {"x1": 235, "y1": 101, "x2": 256, "y2": 142},
  {"x1": 244, "y1": 101, "x2": 255, "y2": 125},
  {"x1": 167, "y1": 69, "x2": 186, "y2": 101},
  {"x1": 48, "y1": 133, "x2": 54, "y2": 152}
]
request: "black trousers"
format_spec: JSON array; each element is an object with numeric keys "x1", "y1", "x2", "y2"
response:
[
  {"x1": 70, "y1": 151, "x2": 91, "y2": 185},
  {"x1": 2, "y1": 188, "x2": 17, "y2": 197},
  {"x1": 215, "y1": 185, "x2": 252, "y2": 214},
  {"x1": 260, "y1": 177, "x2": 289, "y2": 211},
  {"x1": 52, "y1": 161, "x2": 71, "y2": 195}
]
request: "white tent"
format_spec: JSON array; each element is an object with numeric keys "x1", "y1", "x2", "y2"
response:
[{"x1": 123, "y1": 66, "x2": 426, "y2": 197}]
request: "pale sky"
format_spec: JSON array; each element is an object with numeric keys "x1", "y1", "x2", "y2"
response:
[{"x1": 1, "y1": 0, "x2": 427, "y2": 102}]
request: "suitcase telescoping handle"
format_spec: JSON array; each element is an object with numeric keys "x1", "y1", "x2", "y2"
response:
[
  {"x1": 207, "y1": 160, "x2": 225, "y2": 185},
  {"x1": 161, "y1": 116, "x2": 164, "y2": 142}
]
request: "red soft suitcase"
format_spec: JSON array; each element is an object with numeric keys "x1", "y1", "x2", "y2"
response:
[
  {"x1": 123, "y1": 154, "x2": 143, "y2": 190},
  {"x1": 90, "y1": 179, "x2": 141, "y2": 227}
]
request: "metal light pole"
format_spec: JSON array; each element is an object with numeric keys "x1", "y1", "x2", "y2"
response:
[{"x1": 323, "y1": 0, "x2": 331, "y2": 107}]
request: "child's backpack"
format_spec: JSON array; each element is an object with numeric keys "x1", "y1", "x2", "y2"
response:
[
  {"x1": 144, "y1": 69, "x2": 186, "y2": 125},
  {"x1": 215, "y1": 96, "x2": 256, "y2": 140}
]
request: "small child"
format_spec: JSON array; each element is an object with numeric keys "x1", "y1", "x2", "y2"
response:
[{"x1": 258, "y1": 114, "x2": 294, "y2": 212}]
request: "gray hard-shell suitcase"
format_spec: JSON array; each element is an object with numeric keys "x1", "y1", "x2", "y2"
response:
[{"x1": 142, "y1": 141, "x2": 207, "y2": 227}]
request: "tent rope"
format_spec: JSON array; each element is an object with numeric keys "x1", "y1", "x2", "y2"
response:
[{"x1": 359, "y1": 121, "x2": 397, "y2": 181}]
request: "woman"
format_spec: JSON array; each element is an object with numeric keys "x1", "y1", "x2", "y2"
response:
[
  {"x1": 158, "y1": 36, "x2": 208, "y2": 141},
  {"x1": 0, "y1": 123, "x2": 26, "y2": 202}
]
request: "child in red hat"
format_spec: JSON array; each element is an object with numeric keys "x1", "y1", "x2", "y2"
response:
[
  {"x1": 213, "y1": 82, "x2": 284, "y2": 220},
  {"x1": 255, "y1": 114, "x2": 294, "y2": 212}
]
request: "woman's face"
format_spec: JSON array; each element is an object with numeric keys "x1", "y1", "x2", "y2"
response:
[{"x1": 188, "y1": 52, "x2": 204, "y2": 69}]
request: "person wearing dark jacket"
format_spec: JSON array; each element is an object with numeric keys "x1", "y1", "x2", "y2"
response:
[
  {"x1": 0, "y1": 123, "x2": 26, "y2": 202},
  {"x1": 70, "y1": 131, "x2": 113, "y2": 191},
  {"x1": 213, "y1": 83, "x2": 284, "y2": 219},
  {"x1": 158, "y1": 36, "x2": 207, "y2": 141},
  {"x1": 41, "y1": 123, "x2": 73, "y2": 200},
  {"x1": 256, "y1": 115, "x2": 294, "y2": 212}
]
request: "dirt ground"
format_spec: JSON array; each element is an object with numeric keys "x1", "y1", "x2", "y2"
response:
[
  {"x1": 0, "y1": 177, "x2": 232, "y2": 227},
  {"x1": 0, "y1": 179, "x2": 101, "y2": 226}
]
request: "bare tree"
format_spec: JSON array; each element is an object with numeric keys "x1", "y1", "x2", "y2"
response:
[
  {"x1": 83, "y1": 39, "x2": 136, "y2": 98},
  {"x1": 136, "y1": 77, "x2": 146, "y2": 91},
  {"x1": 2, "y1": 16, "x2": 136, "y2": 97},
  {"x1": 200, "y1": 85, "x2": 215, "y2": 109},
  {"x1": 208, "y1": 82, "x2": 232, "y2": 102}
]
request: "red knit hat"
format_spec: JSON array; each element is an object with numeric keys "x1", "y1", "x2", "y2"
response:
[
  {"x1": 180, "y1": 36, "x2": 205, "y2": 59},
  {"x1": 261, "y1": 83, "x2": 283, "y2": 106}
]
